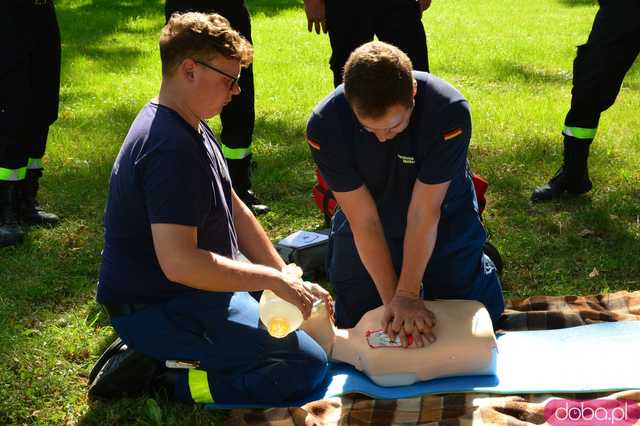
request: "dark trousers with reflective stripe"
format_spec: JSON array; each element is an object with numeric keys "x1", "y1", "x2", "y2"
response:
[
  {"x1": 111, "y1": 291, "x2": 328, "y2": 404},
  {"x1": 165, "y1": 0, "x2": 255, "y2": 158},
  {"x1": 564, "y1": 0, "x2": 640, "y2": 137},
  {"x1": 326, "y1": 0, "x2": 429, "y2": 87},
  {"x1": 0, "y1": 1, "x2": 60, "y2": 177}
]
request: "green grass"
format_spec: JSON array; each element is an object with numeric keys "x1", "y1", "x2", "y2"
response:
[{"x1": 1, "y1": 0, "x2": 638, "y2": 423}]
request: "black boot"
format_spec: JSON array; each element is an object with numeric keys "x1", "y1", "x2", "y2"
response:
[
  {"x1": 88, "y1": 337, "x2": 166, "y2": 400},
  {"x1": 0, "y1": 181, "x2": 24, "y2": 247},
  {"x1": 531, "y1": 137, "x2": 593, "y2": 202},
  {"x1": 226, "y1": 155, "x2": 269, "y2": 215},
  {"x1": 17, "y1": 169, "x2": 59, "y2": 226}
]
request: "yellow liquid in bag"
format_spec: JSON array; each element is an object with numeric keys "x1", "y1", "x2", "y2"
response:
[{"x1": 267, "y1": 317, "x2": 291, "y2": 338}]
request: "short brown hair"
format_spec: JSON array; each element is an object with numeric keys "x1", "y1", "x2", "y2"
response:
[
  {"x1": 159, "y1": 12, "x2": 253, "y2": 76},
  {"x1": 343, "y1": 41, "x2": 414, "y2": 118}
]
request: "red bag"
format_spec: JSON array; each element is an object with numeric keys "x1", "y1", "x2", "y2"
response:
[{"x1": 312, "y1": 168, "x2": 338, "y2": 225}]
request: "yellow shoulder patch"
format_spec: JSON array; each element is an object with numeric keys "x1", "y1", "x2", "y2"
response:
[{"x1": 443, "y1": 128, "x2": 463, "y2": 141}]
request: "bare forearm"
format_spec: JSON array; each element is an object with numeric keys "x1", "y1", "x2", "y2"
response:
[
  {"x1": 397, "y1": 210, "x2": 440, "y2": 296},
  {"x1": 162, "y1": 246, "x2": 282, "y2": 293},
  {"x1": 396, "y1": 180, "x2": 448, "y2": 296},
  {"x1": 233, "y1": 192, "x2": 285, "y2": 270},
  {"x1": 351, "y1": 219, "x2": 398, "y2": 305}
]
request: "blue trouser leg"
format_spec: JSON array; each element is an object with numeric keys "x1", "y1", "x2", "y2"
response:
[
  {"x1": 112, "y1": 291, "x2": 328, "y2": 404},
  {"x1": 423, "y1": 248, "x2": 504, "y2": 326}
]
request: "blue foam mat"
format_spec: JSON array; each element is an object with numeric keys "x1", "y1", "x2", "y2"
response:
[{"x1": 207, "y1": 320, "x2": 640, "y2": 409}]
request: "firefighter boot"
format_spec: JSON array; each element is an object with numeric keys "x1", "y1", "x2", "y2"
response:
[
  {"x1": 0, "y1": 181, "x2": 25, "y2": 247},
  {"x1": 226, "y1": 154, "x2": 269, "y2": 215},
  {"x1": 18, "y1": 169, "x2": 60, "y2": 226},
  {"x1": 531, "y1": 136, "x2": 592, "y2": 202}
]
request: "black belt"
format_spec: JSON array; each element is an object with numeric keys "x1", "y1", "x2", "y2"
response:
[{"x1": 103, "y1": 303, "x2": 149, "y2": 319}]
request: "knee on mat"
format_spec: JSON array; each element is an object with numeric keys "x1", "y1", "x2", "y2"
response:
[
  {"x1": 244, "y1": 351, "x2": 328, "y2": 403},
  {"x1": 478, "y1": 255, "x2": 506, "y2": 326}
]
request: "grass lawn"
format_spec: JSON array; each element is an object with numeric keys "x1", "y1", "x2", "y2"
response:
[{"x1": 1, "y1": 0, "x2": 638, "y2": 424}]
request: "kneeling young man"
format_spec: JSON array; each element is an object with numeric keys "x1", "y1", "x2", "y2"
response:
[
  {"x1": 97, "y1": 13, "x2": 329, "y2": 404},
  {"x1": 307, "y1": 41, "x2": 505, "y2": 346}
]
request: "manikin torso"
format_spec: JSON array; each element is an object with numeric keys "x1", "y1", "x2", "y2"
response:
[{"x1": 301, "y1": 299, "x2": 497, "y2": 386}]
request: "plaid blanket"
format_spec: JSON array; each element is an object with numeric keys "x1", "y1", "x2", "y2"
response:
[{"x1": 225, "y1": 291, "x2": 640, "y2": 426}]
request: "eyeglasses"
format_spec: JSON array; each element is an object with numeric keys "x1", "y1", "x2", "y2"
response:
[{"x1": 194, "y1": 60, "x2": 240, "y2": 90}]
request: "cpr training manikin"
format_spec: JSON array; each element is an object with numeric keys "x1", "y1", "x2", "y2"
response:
[{"x1": 300, "y1": 298, "x2": 498, "y2": 386}]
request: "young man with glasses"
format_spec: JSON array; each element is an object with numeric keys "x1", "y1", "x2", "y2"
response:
[
  {"x1": 95, "y1": 13, "x2": 330, "y2": 404},
  {"x1": 307, "y1": 42, "x2": 504, "y2": 347},
  {"x1": 165, "y1": 0, "x2": 268, "y2": 216}
]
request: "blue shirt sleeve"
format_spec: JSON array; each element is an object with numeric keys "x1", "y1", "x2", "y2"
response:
[
  {"x1": 306, "y1": 111, "x2": 363, "y2": 193},
  {"x1": 141, "y1": 148, "x2": 211, "y2": 226},
  {"x1": 418, "y1": 101, "x2": 471, "y2": 184}
]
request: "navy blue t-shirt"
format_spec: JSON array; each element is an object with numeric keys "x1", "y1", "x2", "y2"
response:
[
  {"x1": 307, "y1": 72, "x2": 478, "y2": 240},
  {"x1": 97, "y1": 102, "x2": 239, "y2": 304}
]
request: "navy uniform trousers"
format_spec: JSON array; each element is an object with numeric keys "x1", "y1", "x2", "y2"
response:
[
  {"x1": 164, "y1": 0, "x2": 255, "y2": 163},
  {"x1": 325, "y1": 0, "x2": 429, "y2": 87},
  {"x1": 327, "y1": 172, "x2": 505, "y2": 329},
  {"x1": 562, "y1": 0, "x2": 640, "y2": 146},
  {"x1": 0, "y1": 0, "x2": 60, "y2": 181},
  {"x1": 112, "y1": 291, "x2": 328, "y2": 404}
]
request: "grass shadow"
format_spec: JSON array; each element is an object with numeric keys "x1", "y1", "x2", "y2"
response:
[
  {"x1": 556, "y1": 0, "x2": 598, "y2": 7},
  {"x1": 473, "y1": 135, "x2": 640, "y2": 298},
  {"x1": 57, "y1": 0, "x2": 163, "y2": 73},
  {"x1": 493, "y1": 61, "x2": 572, "y2": 86},
  {"x1": 249, "y1": 0, "x2": 303, "y2": 17}
]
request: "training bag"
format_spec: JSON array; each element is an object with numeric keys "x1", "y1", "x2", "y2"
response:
[{"x1": 274, "y1": 229, "x2": 330, "y2": 280}]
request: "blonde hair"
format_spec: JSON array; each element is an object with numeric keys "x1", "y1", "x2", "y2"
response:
[
  {"x1": 159, "y1": 12, "x2": 253, "y2": 76},
  {"x1": 344, "y1": 41, "x2": 414, "y2": 118}
]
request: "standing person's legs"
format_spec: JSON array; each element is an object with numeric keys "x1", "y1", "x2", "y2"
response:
[
  {"x1": 532, "y1": 0, "x2": 640, "y2": 202},
  {"x1": 375, "y1": 0, "x2": 429, "y2": 72},
  {"x1": 18, "y1": 1, "x2": 61, "y2": 225},
  {"x1": 325, "y1": 0, "x2": 375, "y2": 87},
  {"x1": 112, "y1": 292, "x2": 328, "y2": 404},
  {"x1": 0, "y1": 3, "x2": 32, "y2": 246},
  {"x1": 164, "y1": 0, "x2": 266, "y2": 214}
]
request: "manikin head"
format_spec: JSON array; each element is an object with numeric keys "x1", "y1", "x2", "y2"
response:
[
  {"x1": 159, "y1": 12, "x2": 253, "y2": 120},
  {"x1": 343, "y1": 41, "x2": 417, "y2": 142},
  {"x1": 301, "y1": 300, "x2": 337, "y2": 357}
]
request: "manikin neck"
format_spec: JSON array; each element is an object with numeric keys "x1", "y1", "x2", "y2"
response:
[{"x1": 300, "y1": 301, "x2": 361, "y2": 367}]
